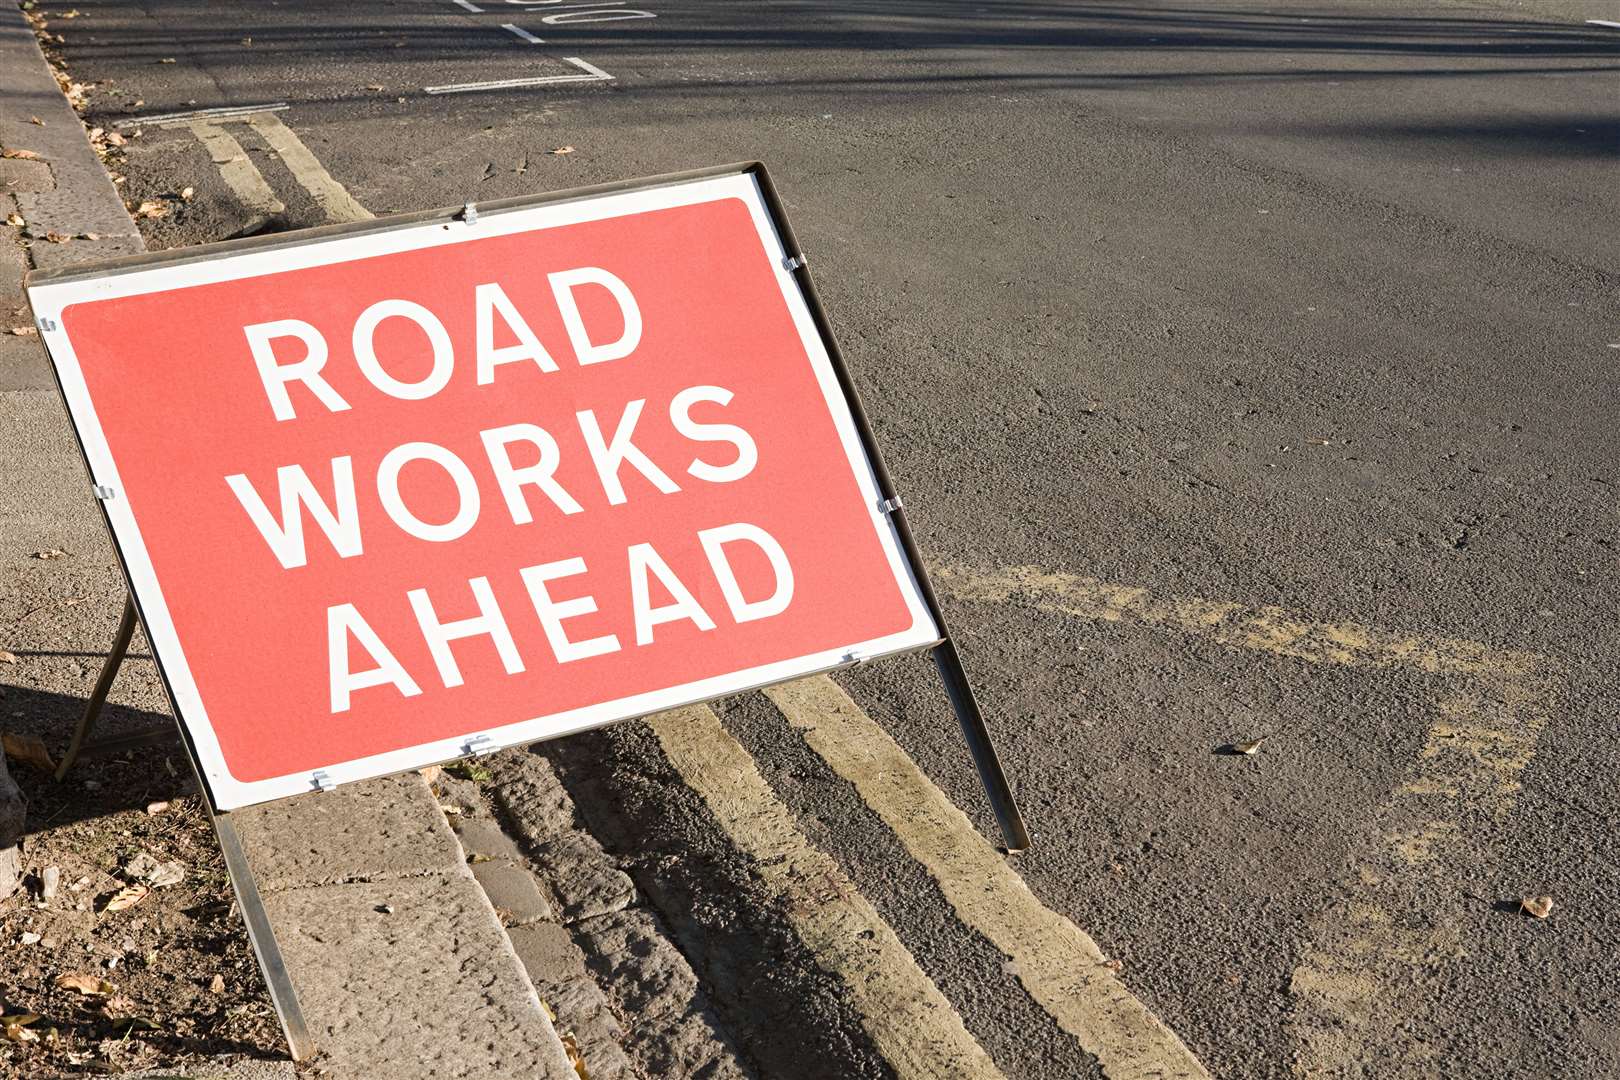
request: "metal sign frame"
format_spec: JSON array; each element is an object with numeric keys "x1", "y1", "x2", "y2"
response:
[
  {"x1": 27, "y1": 162, "x2": 1028, "y2": 1065},
  {"x1": 27, "y1": 162, "x2": 1028, "y2": 847}
]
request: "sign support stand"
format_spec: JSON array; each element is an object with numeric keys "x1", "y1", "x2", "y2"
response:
[
  {"x1": 750, "y1": 166, "x2": 1031, "y2": 854},
  {"x1": 211, "y1": 810, "x2": 316, "y2": 1061},
  {"x1": 53, "y1": 594, "x2": 174, "y2": 780}
]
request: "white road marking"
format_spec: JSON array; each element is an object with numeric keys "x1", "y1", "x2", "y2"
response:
[
  {"x1": 425, "y1": 57, "x2": 615, "y2": 94},
  {"x1": 541, "y1": 8, "x2": 654, "y2": 22},
  {"x1": 455, "y1": 0, "x2": 485, "y2": 10},
  {"x1": 244, "y1": 113, "x2": 373, "y2": 223},
  {"x1": 501, "y1": 23, "x2": 546, "y2": 43},
  {"x1": 186, "y1": 121, "x2": 284, "y2": 218},
  {"x1": 1585, "y1": 19, "x2": 1620, "y2": 30},
  {"x1": 766, "y1": 675, "x2": 1212, "y2": 1080},
  {"x1": 117, "y1": 103, "x2": 288, "y2": 129},
  {"x1": 647, "y1": 704, "x2": 1009, "y2": 1080}
]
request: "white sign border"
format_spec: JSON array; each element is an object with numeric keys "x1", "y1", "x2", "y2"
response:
[{"x1": 27, "y1": 171, "x2": 941, "y2": 810}]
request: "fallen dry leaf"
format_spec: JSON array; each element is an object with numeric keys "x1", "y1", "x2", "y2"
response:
[
  {"x1": 1, "y1": 1021, "x2": 37, "y2": 1043},
  {"x1": 157, "y1": 57, "x2": 176, "y2": 64},
  {"x1": 28, "y1": 116, "x2": 43, "y2": 126},
  {"x1": 1, "y1": 148, "x2": 42, "y2": 160},
  {"x1": 5, "y1": 213, "x2": 22, "y2": 227},
  {"x1": 3, "y1": 732, "x2": 57, "y2": 772},
  {"x1": 43, "y1": 231, "x2": 70, "y2": 243},
  {"x1": 1521, "y1": 895, "x2": 1554, "y2": 919},
  {"x1": 8, "y1": 327, "x2": 37, "y2": 336},
  {"x1": 30, "y1": 548, "x2": 68, "y2": 559},
  {"x1": 550, "y1": 146, "x2": 575, "y2": 155},
  {"x1": 18, "y1": 932, "x2": 40, "y2": 946},
  {"x1": 208, "y1": 973, "x2": 225, "y2": 994},
  {"x1": 145, "y1": 800, "x2": 170, "y2": 815},
  {"x1": 1234, "y1": 738, "x2": 1266, "y2": 755},
  {"x1": 364, "y1": 84, "x2": 384, "y2": 92},
  {"x1": 1102, "y1": 957, "x2": 1125, "y2": 973},
  {"x1": 56, "y1": 973, "x2": 116, "y2": 996},
  {"x1": 104, "y1": 131, "x2": 125, "y2": 146},
  {"x1": 180, "y1": 186, "x2": 194, "y2": 200},
  {"x1": 102, "y1": 882, "x2": 149, "y2": 913},
  {"x1": 560, "y1": 1031, "x2": 589, "y2": 1079},
  {"x1": 124, "y1": 852, "x2": 185, "y2": 889},
  {"x1": 0, "y1": 649, "x2": 16, "y2": 663}
]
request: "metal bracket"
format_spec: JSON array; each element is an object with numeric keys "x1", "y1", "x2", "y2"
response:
[
  {"x1": 782, "y1": 254, "x2": 806, "y2": 271},
  {"x1": 92, "y1": 484, "x2": 115, "y2": 501},
  {"x1": 309, "y1": 770, "x2": 334, "y2": 792},
  {"x1": 878, "y1": 495, "x2": 903, "y2": 515},
  {"x1": 462, "y1": 734, "x2": 496, "y2": 756},
  {"x1": 460, "y1": 201, "x2": 478, "y2": 226},
  {"x1": 38, "y1": 317, "x2": 57, "y2": 332}
]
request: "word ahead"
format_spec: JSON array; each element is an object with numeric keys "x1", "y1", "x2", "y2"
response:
[{"x1": 30, "y1": 171, "x2": 937, "y2": 808}]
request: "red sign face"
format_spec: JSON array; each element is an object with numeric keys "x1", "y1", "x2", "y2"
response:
[{"x1": 31, "y1": 171, "x2": 936, "y2": 808}]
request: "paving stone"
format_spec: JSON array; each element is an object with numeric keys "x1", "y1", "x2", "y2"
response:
[
  {"x1": 230, "y1": 774, "x2": 463, "y2": 892},
  {"x1": 534, "y1": 832, "x2": 636, "y2": 922},
  {"x1": 265, "y1": 875, "x2": 574, "y2": 1080},
  {"x1": 472, "y1": 858, "x2": 554, "y2": 925},
  {"x1": 452, "y1": 815, "x2": 526, "y2": 862}
]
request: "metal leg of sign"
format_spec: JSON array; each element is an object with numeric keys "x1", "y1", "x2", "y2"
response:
[
  {"x1": 932, "y1": 640, "x2": 1032, "y2": 854},
  {"x1": 55, "y1": 593, "x2": 141, "y2": 781},
  {"x1": 53, "y1": 595, "x2": 312, "y2": 1057},
  {"x1": 212, "y1": 811, "x2": 316, "y2": 1061}
]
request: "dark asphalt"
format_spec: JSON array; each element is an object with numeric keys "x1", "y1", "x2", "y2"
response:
[{"x1": 44, "y1": 1, "x2": 1620, "y2": 1077}]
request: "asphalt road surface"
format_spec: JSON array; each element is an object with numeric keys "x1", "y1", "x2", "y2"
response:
[{"x1": 43, "y1": 1, "x2": 1620, "y2": 1077}]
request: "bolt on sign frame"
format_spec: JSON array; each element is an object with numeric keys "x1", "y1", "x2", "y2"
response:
[{"x1": 27, "y1": 163, "x2": 1028, "y2": 1059}]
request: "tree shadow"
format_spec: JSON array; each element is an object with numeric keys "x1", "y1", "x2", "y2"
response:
[{"x1": 36, "y1": 0, "x2": 1620, "y2": 122}]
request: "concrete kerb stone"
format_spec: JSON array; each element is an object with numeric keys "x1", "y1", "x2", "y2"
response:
[
  {"x1": 474, "y1": 747, "x2": 749, "y2": 1080},
  {"x1": 0, "y1": 3, "x2": 143, "y2": 390},
  {"x1": 0, "y1": 6, "x2": 143, "y2": 257},
  {"x1": 472, "y1": 857, "x2": 556, "y2": 926}
]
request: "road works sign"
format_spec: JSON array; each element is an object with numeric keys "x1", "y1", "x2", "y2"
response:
[{"x1": 27, "y1": 165, "x2": 941, "y2": 809}]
